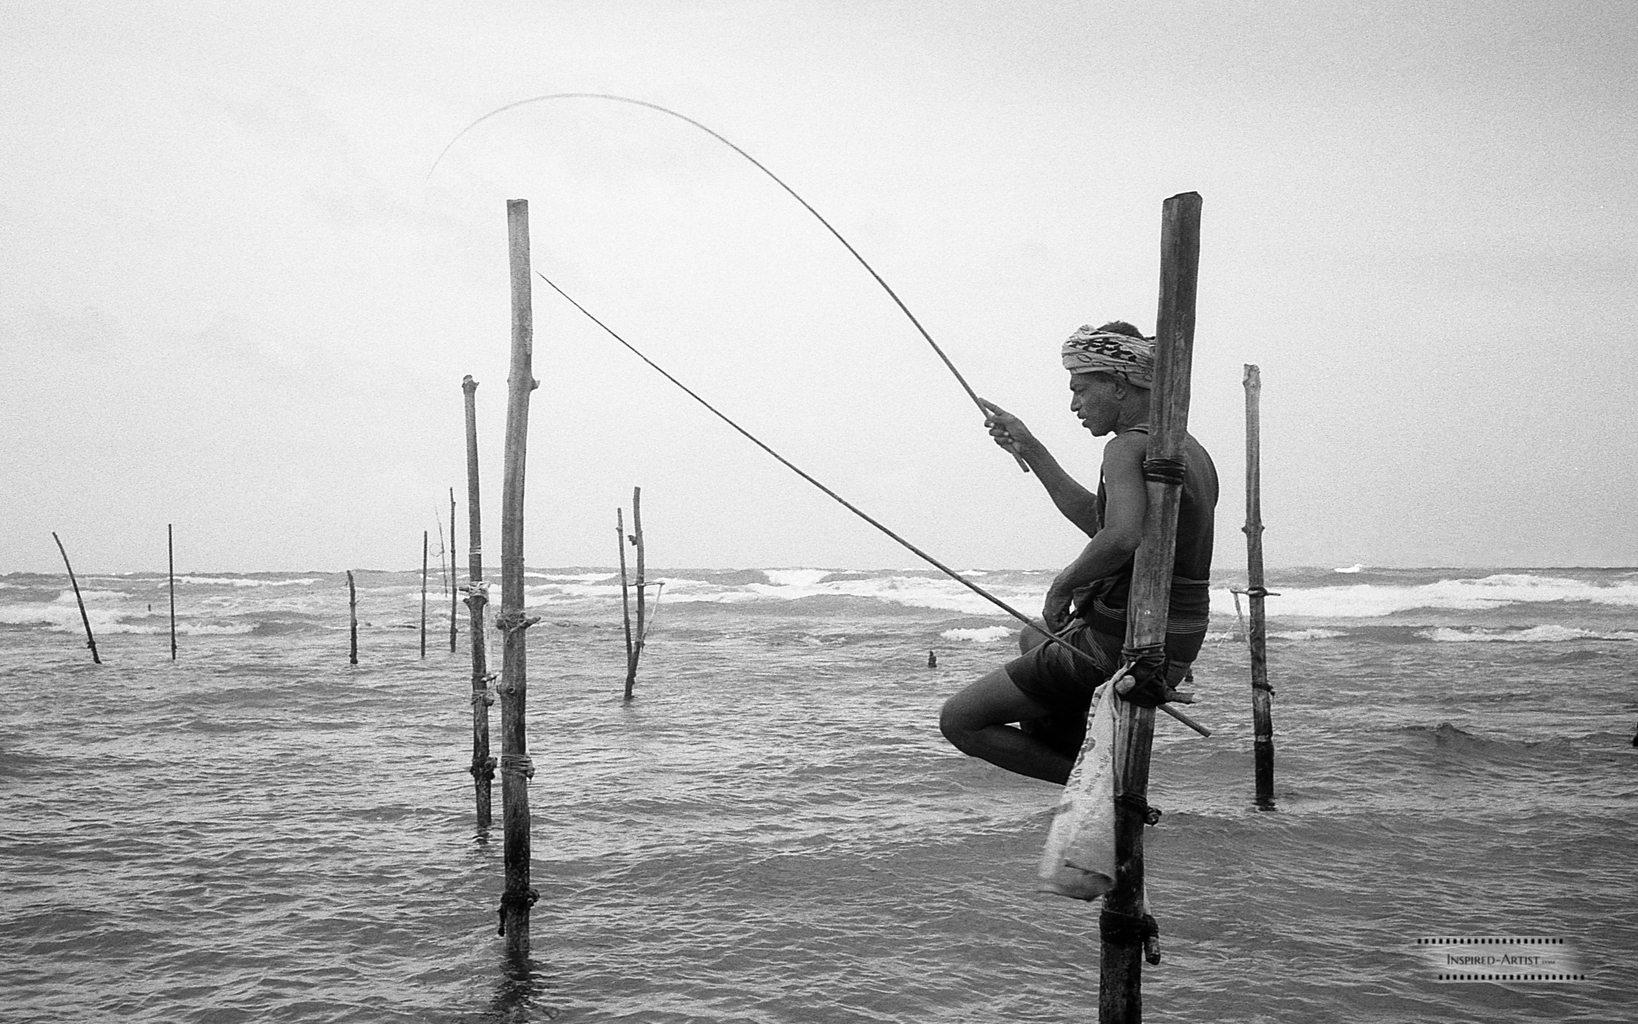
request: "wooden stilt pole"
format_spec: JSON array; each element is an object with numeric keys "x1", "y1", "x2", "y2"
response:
[
  {"x1": 462, "y1": 375, "x2": 496, "y2": 830},
  {"x1": 421, "y1": 530, "x2": 430, "y2": 659},
  {"x1": 1243, "y1": 365, "x2": 1276, "y2": 808},
  {"x1": 450, "y1": 487, "x2": 459, "y2": 653},
  {"x1": 631, "y1": 486, "x2": 648, "y2": 683},
  {"x1": 168, "y1": 523, "x2": 177, "y2": 660},
  {"x1": 496, "y1": 198, "x2": 540, "y2": 948},
  {"x1": 618, "y1": 508, "x2": 636, "y2": 700},
  {"x1": 348, "y1": 570, "x2": 359, "y2": 665},
  {"x1": 52, "y1": 532, "x2": 100, "y2": 664},
  {"x1": 1099, "y1": 191, "x2": 1203, "y2": 1024}
]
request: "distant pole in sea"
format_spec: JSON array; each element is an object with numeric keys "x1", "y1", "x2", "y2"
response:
[
  {"x1": 429, "y1": 527, "x2": 435, "y2": 661},
  {"x1": 1099, "y1": 191, "x2": 1202, "y2": 1024},
  {"x1": 347, "y1": 570, "x2": 359, "y2": 665},
  {"x1": 617, "y1": 507, "x2": 636, "y2": 700},
  {"x1": 463, "y1": 375, "x2": 496, "y2": 830},
  {"x1": 496, "y1": 198, "x2": 541, "y2": 949},
  {"x1": 450, "y1": 487, "x2": 459, "y2": 653},
  {"x1": 51, "y1": 532, "x2": 100, "y2": 664},
  {"x1": 1243, "y1": 365, "x2": 1276, "y2": 808},
  {"x1": 437, "y1": 509, "x2": 451, "y2": 604},
  {"x1": 631, "y1": 486, "x2": 649, "y2": 689},
  {"x1": 168, "y1": 523, "x2": 177, "y2": 660}
]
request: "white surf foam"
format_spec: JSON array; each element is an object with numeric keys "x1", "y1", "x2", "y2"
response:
[
  {"x1": 1259, "y1": 574, "x2": 1638, "y2": 618},
  {"x1": 1268, "y1": 628, "x2": 1349, "y2": 641},
  {"x1": 762, "y1": 568, "x2": 834, "y2": 588},
  {"x1": 1424, "y1": 625, "x2": 1638, "y2": 643},
  {"x1": 940, "y1": 626, "x2": 1015, "y2": 642},
  {"x1": 174, "y1": 576, "x2": 320, "y2": 588}
]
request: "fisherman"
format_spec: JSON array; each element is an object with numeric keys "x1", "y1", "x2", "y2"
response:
[{"x1": 939, "y1": 321, "x2": 1218, "y2": 784}]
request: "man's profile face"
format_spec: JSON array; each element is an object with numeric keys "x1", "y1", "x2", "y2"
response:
[{"x1": 1068, "y1": 372, "x2": 1120, "y2": 436}]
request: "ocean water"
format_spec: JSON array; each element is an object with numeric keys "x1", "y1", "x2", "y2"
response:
[{"x1": 1, "y1": 565, "x2": 1636, "y2": 1023}]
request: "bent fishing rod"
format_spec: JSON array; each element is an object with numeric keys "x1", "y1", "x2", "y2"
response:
[
  {"x1": 429, "y1": 92, "x2": 1028, "y2": 471},
  {"x1": 538, "y1": 271, "x2": 1210, "y2": 738}
]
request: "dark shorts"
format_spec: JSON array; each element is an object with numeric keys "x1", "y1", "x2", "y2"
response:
[
  {"x1": 1004, "y1": 615, "x2": 1205, "y2": 758},
  {"x1": 1003, "y1": 623, "x2": 1119, "y2": 757},
  {"x1": 1004, "y1": 622, "x2": 1120, "y2": 710}
]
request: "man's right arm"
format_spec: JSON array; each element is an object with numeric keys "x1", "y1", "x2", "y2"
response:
[{"x1": 980, "y1": 399, "x2": 1100, "y2": 536}]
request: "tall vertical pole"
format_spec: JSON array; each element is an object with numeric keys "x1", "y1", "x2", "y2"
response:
[
  {"x1": 463, "y1": 376, "x2": 495, "y2": 830},
  {"x1": 168, "y1": 523, "x2": 177, "y2": 660},
  {"x1": 618, "y1": 508, "x2": 636, "y2": 700},
  {"x1": 347, "y1": 571, "x2": 358, "y2": 665},
  {"x1": 52, "y1": 532, "x2": 100, "y2": 664},
  {"x1": 421, "y1": 530, "x2": 430, "y2": 659},
  {"x1": 497, "y1": 198, "x2": 540, "y2": 948},
  {"x1": 450, "y1": 488, "x2": 460, "y2": 653},
  {"x1": 1243, "y1": 365, "x2": 1275, "y2": 807},
  {"x1": 1099, "y1": 191, "x2": 1202, "y2": 1024}
]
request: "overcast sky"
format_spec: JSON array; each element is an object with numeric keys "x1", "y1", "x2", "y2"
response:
[{"x1": 4, "y1": 1, "x2": 1634, "y2": 574}]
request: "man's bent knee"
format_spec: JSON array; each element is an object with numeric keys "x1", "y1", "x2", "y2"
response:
[{"x1": 939, "y1": 695, "x2": 978, "y2": 754}]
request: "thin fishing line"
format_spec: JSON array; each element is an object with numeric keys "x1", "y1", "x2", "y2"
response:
[
  {"x1": 536, "y1": 271, "x2": 1204, "y2": 735},
  {"x1": 539, "y1": 272, "x2": 1211, "y2": 737},
  {"x1": 430, "y1": 93, "x2": 1027, "y2": 469},
  {"x1": 535, "y1": 270, "x2": 987, "y2": 596}
]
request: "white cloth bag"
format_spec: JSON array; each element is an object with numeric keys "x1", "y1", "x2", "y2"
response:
[{"x1": 1037, "y1": 682, "x2": 1121, "y2": 899}]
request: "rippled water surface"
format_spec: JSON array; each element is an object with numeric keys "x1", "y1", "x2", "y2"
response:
[{"x1": 3, "y1": 568, "x2": 1637, "y2": 1022}]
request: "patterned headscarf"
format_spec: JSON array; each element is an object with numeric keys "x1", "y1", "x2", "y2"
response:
[{"x1": 1060, "y1": 326, "x2": 1154, "y2": 390}]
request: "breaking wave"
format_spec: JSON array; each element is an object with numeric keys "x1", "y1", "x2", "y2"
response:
[
  {"x1": 1423, "y1": 625, "x2": 1638, "y2": 643},
  {"x1": 939, "y1": 626, "x2": 1015, "y2": 643}
]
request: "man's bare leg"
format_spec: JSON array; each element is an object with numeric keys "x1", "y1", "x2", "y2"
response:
[{"x1": 939, "y1": 667, "x2": 1075, "y2": 784}]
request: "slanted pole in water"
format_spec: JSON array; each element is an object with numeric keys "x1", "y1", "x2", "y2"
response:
[
  {"x1": 462, "y1": 375, "x2": 495, "y2": 830},
  {"x1": 496, "y1": 198, "x2": 541, "y2": 948},
  {"x1": 618, "y1": 507, "x2": 636, "y2": 699},
  {"x1": 631, "y1": 486, "x2": 649, "y2": 685},
  {"x1": 52, "y1": 532, "x2": 100, "y2": 664},
  {"x1": 1243, "y1": 365, "x2": 1275, "y2": 807},
  {"x1": 168, "y1": 524, "x2": 177, "y2": 660},
  {"x1": 437, "y1": 510, "x2": 449, "y2": 597},
  {"x1": 1099, "y1": 191, "x2": 1202, "y2": 1024},
  {"x1": 347, "y1": 571, "x2": 359, "y2": 665}
]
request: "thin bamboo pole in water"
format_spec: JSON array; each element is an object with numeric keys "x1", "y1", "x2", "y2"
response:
[
  {"x1": 463, "y1": 375, "x2": 495, "y2": 830},
  {"x1": 496, "y1": 198, "x2": 540, "y2": 948},
  {"x1": 52, "y1": 532, "x2": 100, "y2": 664},
  {"x1": 347, "y1": 571, "x2": 358, "y2": 665},
  {"x1": 631, "y1": 486, "x2": 648, "y2": 688},
  {"x1": 168, "y1": 524, "x2": 177, "y2": 660},
  {"x1": 1243, "y1": 365, "x2": 1275, "y2": 807},
  {"x1": 1099, "y1": 191, "x2": 1202, "y2": 1024},
  {"x1": 450, "y1": 488, "x2": 459, "y2": 653},
  {"x1": 618, "y1": 508, "x2": 635, "y2": 700},
  {"x1": 421, "y1": 530, "x2": 430, "y2": 659}
]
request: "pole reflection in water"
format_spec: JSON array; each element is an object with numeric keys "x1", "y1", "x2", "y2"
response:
[{"x1": 485, "y1": 949, "x2": 552, "y2": 1023}]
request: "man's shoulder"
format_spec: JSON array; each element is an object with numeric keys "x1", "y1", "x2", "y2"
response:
[{"x1": 1102, "y1": 430, "x2": 1150, "y2": 456}]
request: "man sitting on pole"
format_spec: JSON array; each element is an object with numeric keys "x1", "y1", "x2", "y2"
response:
[{"x1": 939, "y1": 321, "x2": 1218, "y2": 784}]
